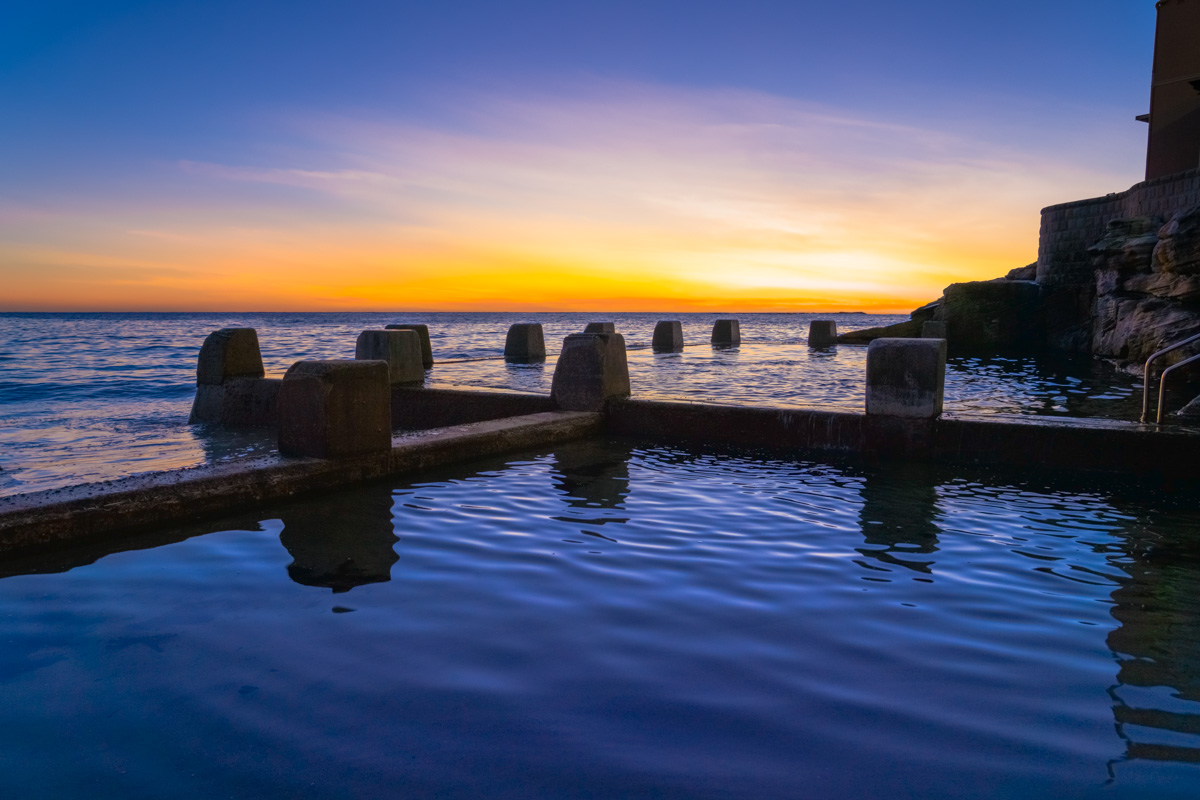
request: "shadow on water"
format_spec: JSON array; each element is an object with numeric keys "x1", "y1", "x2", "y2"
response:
[
  {"x1": 277, "y1": 484, "x2": 399, "y2": 593},
  {"x1": 855, "y1": 463, "x2": 941, "y2": 575},
  {"x1": 0, "y1": 481, "x2": 402, "y2": 593}
]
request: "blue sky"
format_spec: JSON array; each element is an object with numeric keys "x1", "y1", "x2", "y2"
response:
[{"x1": 0, "y1": 1, "x2": 1164, "y2": 310}]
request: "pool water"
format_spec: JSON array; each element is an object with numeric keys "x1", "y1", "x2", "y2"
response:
[{"x1": 2, "y1": 439, "x2": 1198, "y2": 798}]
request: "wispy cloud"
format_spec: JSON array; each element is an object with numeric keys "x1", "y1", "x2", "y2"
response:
[{"x1": 0, "y1": 81, "x2": 1133, "y2": 311}]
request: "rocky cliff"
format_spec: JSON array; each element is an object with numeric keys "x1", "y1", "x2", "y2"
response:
[
  {"x1": 840, "y1": 204, "x2": 1200, "y2": 371},
  {"x1": 1090, "y1": 207, "x2": 1200, "y2": 364}
]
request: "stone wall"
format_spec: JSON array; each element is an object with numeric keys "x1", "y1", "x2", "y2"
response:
[
  {"x1": 1037, "y1": 168, "x2": 1200, "y2": 351},
  {"x1": 1038, "y1": 168, "x2": 1200, "y2": 285}
]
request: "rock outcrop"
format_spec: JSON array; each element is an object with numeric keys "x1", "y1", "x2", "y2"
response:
[
  {"x1": 937, "y1": 279, "x2": 1043, "y2": 351},
  {"x1": 839, "y1": 205, "x2": 1200, "y2": 370},
  {"x1": 836, "y1": 318, "x2": 922, "y2": 344},
  {"x1": 837, "y1": 278, "x2": 1043, "y2": 352},
  {"x1": 1090, "y1": 207, "x2": 1200, "y2": 365}
]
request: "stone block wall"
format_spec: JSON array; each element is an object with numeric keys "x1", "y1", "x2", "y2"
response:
[
  {"x1": 1038, "y1": 168, "x2": 1200, "y2": 286},
  {"x1": 1037, "y1": 168, "x2": 1200, "y2": 352}
]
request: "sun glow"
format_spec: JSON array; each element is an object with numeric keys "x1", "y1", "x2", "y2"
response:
[{"x1": 0, "y1": 84, "x2": 1130, "y2": 312}]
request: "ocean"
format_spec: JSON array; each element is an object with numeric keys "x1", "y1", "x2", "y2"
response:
[{"x1": 0, "y1": 311, "x2": 1145, "y2": 496}]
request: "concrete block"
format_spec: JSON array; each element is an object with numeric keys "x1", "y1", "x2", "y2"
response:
[
  {"x1": 504, "y1": 323, "x2": 546, "y2": 362},
  {"x1": 189, "y1": 328, "x2": 275, "y2": 425},
  {"x1": 652, "y1": 320, "x2": 684, "y2": 352},
  {"x1": 196, "y1": 328, "x2": 264, "y2": 386},
  {"x1": 865, "y1": 338, "x2": 946, "y2": 419},
  {"x1": 356, "y1": 330, "x2": 424, "y2": 385},
  {"x1": 550, "y1": 333, "x2": 631, "y2": 411},
  {"x1": 584, "y1": 322, "x2": 616, "y2": 334},
  {"x1": 921, "y1": 321, "x2": 948, "y2": 339},
  {"x1": 278, "y1": 360, "x2": 392, "y2": 458},
  {"x1": 808, "y1": 320, "x2": 838, "y2": 348},
  {"x1": 711, "y1": 319, "x2": 741, "y2": 346},
  {"x1": 190, "y1": 378, "x2": 281, "y2": 426},
  {"x1": 384, "y1": 324, "x2": 433, "y2": 367}
]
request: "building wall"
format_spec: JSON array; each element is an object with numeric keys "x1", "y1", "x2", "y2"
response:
[{"x1": 1146, "y1": 0, "x2": 1200, "y2": 180}]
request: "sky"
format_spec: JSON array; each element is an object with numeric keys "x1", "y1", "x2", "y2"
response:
[{"x1": 0, "y1": 0, "x2": 1160, "y2": 312}]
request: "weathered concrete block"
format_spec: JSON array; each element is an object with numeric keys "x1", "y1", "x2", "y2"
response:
[
  {"x1": 504, "y1": 323, "x2": 546, "y2": 362},
  {"x1": 808, "y1": 320, "x2": 837, "y2": 348},
  {"x1": 356, "y1": 330, "x2": 424, "y2": 385},
  {"x1": 711, "y1": 319, "x2": 740, "y2": 346},
  {"x1": 190, "y1": 378, "x2": 281, "y2": 426},
  {"x1": 865, "y1": 338, "x2": 946, "y2": 418},
  {"x1": 196, "y1": 328, "x2": 264, "y2": 386},
  {"x1": 384, "y1": 324, "x2": 433, "y2": 367},
  {"x1": 652, "y1": 320, "x2": 684, "y2": 352},
  {"x1": 278, "y1": 360, "x2": 392, "y2": 459},
  {"x1": 550, "y1": 333, "x2": 631, "y2": 411},
  {"x1": 921, "y1": 321, "x2": 947, "y2": 339},
  {"x1": 189, "y1": 328, "x2": 275, "y2": 425},
  {"x1": 584, "y1": 322, "x2": 616, "y2": 334}
]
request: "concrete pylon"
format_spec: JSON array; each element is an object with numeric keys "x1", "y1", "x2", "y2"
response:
[
  {"x1": 189, "y1": 328, "x2": 279, "y2": 425},
  {"x1": 711, "y1": 319, "x2": 740, "y2": 346},
  {"x1": 652, "y1": 320, "x2": 684, "y2": 352},
  {"x1": 195, "y1": 328, "x2": 264, "y2": 385},
  {"x1": 865, "y1": 338, "x2": 946, "y2": 418},
  {"x1": 504, "y1": 323, "x2": 547, "y2": 362},
  {"x1": 278, "y1": 360, "x2": 392, "y2": 459},
  {"x1": 384, "y1": 324, "x2": 433, "y2": 368},
  {"x1": 356, "y1": 329, "x2": 424, "y2": 385},
  {"x1": 808, "y1": 320, "x2": 837, "y2": 348},
  {"x1": 550, "y1": 333, "x2": 631, "y2": 411}
]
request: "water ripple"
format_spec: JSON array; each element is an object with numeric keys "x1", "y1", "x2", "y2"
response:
[
  {"x1": 0, "y1": 312, "x2": 1150, "y2": 497},
  {"x1": 0, "y1": 442, "x2": 1197, "y2": 797}
]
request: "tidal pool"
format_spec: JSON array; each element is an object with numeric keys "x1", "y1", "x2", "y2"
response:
[{"x1": 1, "y1": 439, "x2": 1198, "y2": 798}]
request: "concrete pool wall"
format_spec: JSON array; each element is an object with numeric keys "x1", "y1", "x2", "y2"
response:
[{"x1": 2, "y1": 324, "x2": 1198, "y2": 556}]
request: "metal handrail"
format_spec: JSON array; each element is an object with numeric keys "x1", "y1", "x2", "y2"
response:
[
  {"x1": 1157, "y1": 352, "x2": 1200, "y2": 424},
  {"x1": 1143, "y1": 332, "x2": 1200, "y2": 422}
]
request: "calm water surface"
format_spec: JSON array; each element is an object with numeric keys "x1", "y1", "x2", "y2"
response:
[
  {"x1": 0, "y1": 439, "x2": 1198, "y2": 798},
  {"x1": 0, "y1": 312, "x2": 1152, "y2": 496}
]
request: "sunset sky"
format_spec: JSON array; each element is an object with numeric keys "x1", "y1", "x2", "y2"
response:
[{"x1": 1, "y1": 0, "x2": 1157, "y2": 312}]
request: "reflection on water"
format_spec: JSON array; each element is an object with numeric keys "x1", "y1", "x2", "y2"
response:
[
  {"x1": 1107, "y1": 513, "x2": 1200, "y2": 767},
  {"x1": 548, "y1": 440, "x2": 632, "y2": 545},
  {"x1": 0, "y1": 440, "x2": 1197, "y2": 796},
  {"x1": 549, "y1": 440, "x2": 631, "y2": 511},
  {"x1": 277, "y1": 486, "x2": 399, "y2": 593},
  {"x1": 856, "y1": 464, "x2": 940, "y2": 575}
]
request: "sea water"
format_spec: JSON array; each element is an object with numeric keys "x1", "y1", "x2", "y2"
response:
[
  {"x1": 0, "y1": 312, "x2": 1151, "y2": 496},
  {"x1": 0, "y1": 439, "x2": 1197, "y2": 798}
]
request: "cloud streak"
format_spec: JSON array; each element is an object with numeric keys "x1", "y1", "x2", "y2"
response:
[{"x1": 1, "y1": 81, "x2": 1133, "y2": 311}]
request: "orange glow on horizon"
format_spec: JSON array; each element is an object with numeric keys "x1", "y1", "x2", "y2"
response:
[{"x1": 0, "y1": 84, "x2": 1132, "y2": 314}]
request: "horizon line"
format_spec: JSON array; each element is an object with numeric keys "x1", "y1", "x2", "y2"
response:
[{"x1": 0, "y1": 308, "x2": 901, "y2": 315}]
